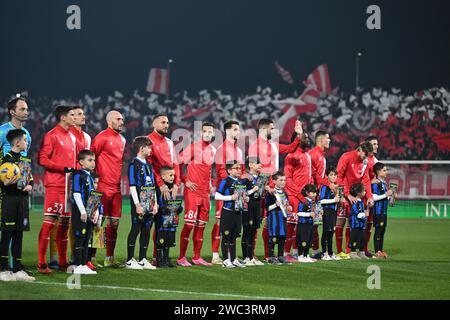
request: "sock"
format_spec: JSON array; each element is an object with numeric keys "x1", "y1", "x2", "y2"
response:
[
  {"x1": 248, "y1": 228, "x2": 256, "y2": 259},
  {"x1": 179, "y1": 223, "x2": 193, "y2": 259},
  {"x1": 283, "y1": 224, "x2": 295, "y2": 254},
  {"x1": 262, "y1": 226, "x2": 269, "y2": 259},
  {"x1": 56, "y1": 222, "x2": 70, "y2": 266},
  {"x1": 221, "y1": 239, "x2": 229, "y2": 261},
  {"x1": 106, "y1": 224, "x2": 118, "y2": 258},
  {"x1": 268, "y1": 242, "x2": 275, "y2": 258},
  {"x1": 345, "y1": 226, "x2": 351, "y2": 254},
  {"x1": 321, "y1": 230, "x2": 328, "y2": 254},
  {"x1": 241, "y1": 227, "x2": 249, "y2": 259},
  {"x1": 229, "y1": 240, "x2": 236, "y2": 261},
  {"x1": 278, "y1": 239, "x2": 285, "y2": 258},
  {"x1": 335, "y1": 225, "x2": 343, "y2": 254},
  {"x1": 193, "y1": 224, "x2": 205, "y2": 260},
  {"x1": 312, "y1": 225, "x2": 320, "y2": 251},
  {"x1": 12, "y1": 231, "x2": 23, "y2": 272},
  {"x1": 49, "y1": 222, "x2": 58, "y2": 262},
  {"x1": 38, "y1": 220, "x2": 55, "y2": 266},
  {"x1": 127, "y1": 222, "x2": 140, "y2": 261},
  {"x1": 139, "y1": 223, "x2": 151, "y2": 261},
  {"x1": 364, "y1": 222, "x2": 373, "y2": 252},
  {"x1": 211, "y1": 223, "x2": 220, "y2": 253},
  {"x1": 212, "y1": 252, "x2": 220, "y2": 260},
  {"x1": 152, "y1": 228, "x2": 157, "y2": 259},
  {"x1": 292, "y1": 225, "x2": 298, "y2": 251},
  {"x1": 1, "y1": 231, "x2": 13, "y2": 271},
  {"x1": 252, "y1": 227, "x2": 258, "y2": 257}
]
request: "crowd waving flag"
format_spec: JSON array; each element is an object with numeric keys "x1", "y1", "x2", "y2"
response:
[
  {"x1": 147, "y1": 68, "x2": 170, "y2": 96},
  {"x1": 303, "y1": 64, "x2": 331, "y2": 95}
]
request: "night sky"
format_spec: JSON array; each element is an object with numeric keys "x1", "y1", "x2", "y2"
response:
[{"x1": 1, "y1": 0, "x2": 449, "y2": 98}]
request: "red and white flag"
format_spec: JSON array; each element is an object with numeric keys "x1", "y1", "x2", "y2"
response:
[
  {"x1": 303, "y1": 64, "x2": 331, "y2": 95},
  {"x1": 147, "y1": 68, "x2": 170, "y2": 95},
  {"x1": 274, "y1": 61, "x2": 294, "y2": 85},
  {"x1": 299, "y1": 86, "x2": 321, "y2": 105}
]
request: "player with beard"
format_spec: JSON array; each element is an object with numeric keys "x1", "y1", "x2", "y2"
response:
[
  {"x1": 363, "y1": 136, "x2": 379, "y2": 257},
  {"x1": 147, "y1": 114, "x2": 181, "y2": 264},
  {"x1": 211, "y1": 120, "x2": 245, "y2": 265},
  {"x1": 308, "y1": 131, "x2": 335, "y2": 259},
  {"x1": 335, "y1": 142, "x2": 374, "y2": 258},
  {"x1": 248, "y1": 119, "x2": 303, "y2": 263},
  {"x1": 283, "y1": 133, "x2": 313, "y2": 262},
  {"x1": 91, "y1": 111, "x2": 126, "y2": 268},
  {"x1": 177, "y1": 122, "x2": 216, "y2": 267}
]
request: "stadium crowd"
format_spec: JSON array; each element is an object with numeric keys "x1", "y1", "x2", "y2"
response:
[{"x1": 1, "y1": 86, "x2": 449, "y2": 173}]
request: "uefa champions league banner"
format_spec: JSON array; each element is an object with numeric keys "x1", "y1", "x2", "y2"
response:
[{"x1": 31, "y1": 169, "x2": 450, "y2": 200}]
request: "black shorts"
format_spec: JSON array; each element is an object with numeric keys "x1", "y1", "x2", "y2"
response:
[
  {"x1": 71, "y1": 208, "x2": 94, "y2": 238},
  {"x1": 131, "y1": 202, "x2": 153, "y2": 228},
  {"x1": 373, "y1": 214, "x2": 387, "y2": 229},
  {"x1": 322, "y1": 208, "x2": 337, "y2": 233},
  {"x1": 348, "y1": 228, "x2": 365, "y2": 250},
  {"x1": 1, "y1": 194, "x2": 30, "y2": 232},
  {"x1": 220, "y1": 208, "x2": 242, "y2": 239},
  {"x1": 242, "y1": 199, "x2": 261, "y2": 228},
  {"x1": 297, "y1": 223, "x2": 314, "y2": 249},
  {"x1": 156, "y1": 230, "x2": 176, "y2": 248}
]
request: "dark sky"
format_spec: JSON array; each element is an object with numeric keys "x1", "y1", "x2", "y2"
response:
[{"x1": 1, "y1": 0, "x2": 449, "y2": 98}]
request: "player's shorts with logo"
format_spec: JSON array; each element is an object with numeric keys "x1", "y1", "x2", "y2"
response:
[
  {"x1": 44, "y1": 190, "x2": 71, "y2": 218},
  {"x1": 184, "y1": 189, "x2": 210, "y2": 224}
]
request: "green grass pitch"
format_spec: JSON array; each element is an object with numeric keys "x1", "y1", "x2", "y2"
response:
[{"x1": 1, "y1": 204, "x2": 450, "y2": 300}]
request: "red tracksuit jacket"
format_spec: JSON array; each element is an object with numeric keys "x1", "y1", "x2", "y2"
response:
[
  {"x1": 285, "y1": 147, "x2": 313, "y2": 200},
  {"x1": 38, "y1": 124, "x2": 77, "y2": 190},
  {"x1": 179, "y1": 140, "x2": 216, "y2": 194},
  {"x1": 336, "y1": 150, "x2": 373, "y2": 199},
  {"x1": 308, "y1": 145, "x2": 329, "y2": 188},
  {"x1": 91, "y1": 127, "x2": 125, "y2": 193},
  {"x1": 248, "y1": 136, "x2": 300, "y2": 174},
  {"x1": 146, "y1": 131, "x2": 181, "y2": 187},
  {"x1": 70, "y1": 127, "x2": 91, "y2": 169}
]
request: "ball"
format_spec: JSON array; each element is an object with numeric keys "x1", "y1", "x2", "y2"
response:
[{"x1": 0, "y1": 162, "x2": 21, "y2": 182}]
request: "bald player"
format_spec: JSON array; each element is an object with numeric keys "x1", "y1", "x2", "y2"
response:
[{"x1": 91, "y1": 110, "x2": 126, "y2": 267}]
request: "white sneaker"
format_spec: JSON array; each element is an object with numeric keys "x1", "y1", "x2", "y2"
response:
[
  {"x1": 297, "y1": 255, "x2": 307, "y2": 263},
  {"x1": 126, "y1": 258, "x2": 144, "y2": 270},
  {"x1": 73, "y1": 265, "x2": 87, "y2": 274},
  {"x1": 251, "y1": 257, "x2": 264, "y2": 266},
  {"x1": 331, "y1": 254, "x2": 342, "y2": 261},
  {"x1": 222, "y1": 259, "x2": 235, "y2": 268},
  {"x1": 243, "y1": 257, "x2": 256, "y2": 266},
  {"x1": 305, "y1": 256, "x2": 316, "y2": 263},
  {"x1": 0, "y1": 271, "x2": 16, "y2": 282},
  {"x1": 232, "y1": 259, "x2": 246, "y2": 268},
  {"x1": 139, "y1": 258, "x2": 156, "y2": 270},
  {"x1": 358, "y1": 251, "x2": 369, "y2": 260},
  {"x1": 82, "y1": 265, "x2": 97, "y2": 275},
  {"x1": 211, "y1": 256, "x2": 224, "y2": 265},
  {"x1": 13, "y1": 270, "x2": 35, "y2": 282},
  {"x1": 322, "y1": 253, "x2": 333, "y2": 261}
]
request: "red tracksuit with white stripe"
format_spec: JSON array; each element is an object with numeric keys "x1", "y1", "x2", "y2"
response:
[
  {"x1": 37, "y1": 124, "x2": 77, "y2": 266},
  {"x1": 178, "y1": 140, "x2": 216, "y2": 261}
]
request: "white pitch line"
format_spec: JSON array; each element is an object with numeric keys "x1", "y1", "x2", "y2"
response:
[{"x1": 31, "y1": 281, "x2": 294, "y2": 300}]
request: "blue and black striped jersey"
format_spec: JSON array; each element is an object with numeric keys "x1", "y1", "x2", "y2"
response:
[
  {"x1": 349, "y1": 200, "x2": 366, "y2": 229},
  {"x1": 372, "y1": 179, "x2": 388, "y2": 216}
]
